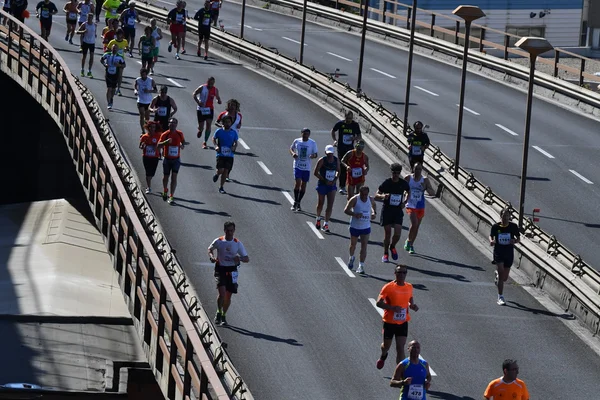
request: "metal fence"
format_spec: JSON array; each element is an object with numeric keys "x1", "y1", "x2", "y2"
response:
[{"x1": 0, "y1": 10, "x2": 252, "y2": 400}]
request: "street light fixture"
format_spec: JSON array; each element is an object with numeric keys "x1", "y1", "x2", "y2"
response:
[
  {"x1": 515, "y1": 36, "x2": 553, "y2": 230},
  {"x1": 402, "y1": 0, "x2": 418, "y2": 136},
  {"x1": 452, "y1": 5, "x2": 485, "y2": 179}
]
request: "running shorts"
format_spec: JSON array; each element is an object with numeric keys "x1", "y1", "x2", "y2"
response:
[
  {"x1": 382, "y1": 321, "x2": 408, "y2": 340},
  {"x1": 316, "y1": 183, "x2": 337, "y2": 196},
  {"x1": 294, "y1": 168, "x2": 310, "y2": 183},
  {"x1": 380, "y1": 207, "x2": 404, "y2": 227},
  {"x1": 163, "y1": 157, "x2": 181, "y2": 175},
  {"x1": 197, "y1": 108, "x2": 214, "y2": 122},
  {"x1": 143, "y1": 156, "x2": 159, "y2": 177},
  {"x1": 137, "y1": 102, "x2": 150, "y2": 110},
  {"x1": 169, "y1": 23, "x2": 184, "y2": 35},
  {"x1": 198, "y1": 28, "x2": 211, "y2": 41},
  {"x1": 105, "y1": 73, "x2": 118, "y2": 88},
  {"x1": 493, "y1": 250, "x2": 514, "y2": 268},
  {"x1": 349, "y1": 227, "x2": 371, "y2": 237},
  {"x1": 82, "y1": 42, "x2": 95, "y2": 54},
  {"x1": 216, "y1": 156, "x2": 234, "y2": 171},
  {"x1": 406, "y1": 208, "x2": 425, "y2": 220},
  {"x1": 214, "y1": 269, "x2": 238, "y2": 294}
]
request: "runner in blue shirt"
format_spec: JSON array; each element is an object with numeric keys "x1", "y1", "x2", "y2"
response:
[
  {"x1": 390, "y1": 340, "x2": 432, "y2": 400},
  {"x1": 212, "y1": 115, "x2": 238, "y2": 194}
]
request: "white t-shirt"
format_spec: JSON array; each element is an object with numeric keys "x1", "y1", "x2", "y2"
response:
[
  {"x1": 82, "y1": 21, "x2": 96, "y2": 44},
  {"x1": 290, "y1": 138, "x2": 318, "y2": 171},
  {"x1": 209, "y1": 236, "x2": 248, "y2": 267},
  {"x1": 136, "y1": 77, "x2": 155, "y2": 105}
]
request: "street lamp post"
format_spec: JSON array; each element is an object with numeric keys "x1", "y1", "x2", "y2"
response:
[
  {"x1": 515, "y1": 37, "x2": 553, "y2": 230},
  {"x1": 452, "y1": 5, "x2": 485, "y2": 178},
  {"x1": 356, "y1": 0, "x2": 369, "y2": 92},
  {"x1": 240, "y1": 0, "x2": 247, "y2": 39},
  {"x1": 300, "y1": 0, "x2": 308, "y2": 64},
  {"x1": 402, "y1": 0, "x2": 418, "y2": 136}
]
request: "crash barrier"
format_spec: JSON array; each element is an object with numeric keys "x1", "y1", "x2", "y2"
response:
[
  {"x1": 138, "y1": 3, "x2": 600, "y2": 335},
  {"x1": 0, "y1": 10, "x2": 252, "y2": 400}
]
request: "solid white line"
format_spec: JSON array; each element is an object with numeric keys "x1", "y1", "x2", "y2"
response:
[
  {"x1": 254, "y1": 28, "x2": 263, "y2": 31},
  {"x1": 367, "y1": 298, "x2": 437, "y2": 376},
  {"x1": 238, "y1": 138, "x2": 250, "y2": 150},
  {"x1": 569, "y1": 170, "x2": 594, "y2": 184},
  {"x1": 282, "y1": 36, "x2": 305, "y2": 45},
  {"x1": 136, "y1": 60, "x2": 143, "y2": 65},
  {"x1": 166, "y1": 78, "x2": 183, "y2": 88},
  {"x1": 327, "y1": 52, "x2": 352, "y2": 62},
  {"x1": 281, "y1": 191, "x2": 295, "y2": 205},
  {"x1": 244, "y1": 24, "x2": 253, "y2": 29},
  {"x1": 335, "y1": 257, "x2": 356, "y2": 278},
  {"x1": 257, "y1": 161, "x2": 272, "y2": 175},
  {"x1": 532, "y1": 145, "x2": 555, "y2": 159},
  {"x1": 495, "y1": 124, "x2": 519, "y2": 136},
  {"x1": 306, "y1": 221, "x2": 325, "y2": 239},
  {"x1": 456, "y1": 104, "x2": 480, "y2": 115},
  {"x1": 414, "y1": 86, "x2": 439, "y2": 96},
  {"x1": 370, "y1": 68, "x2": 396, "y2": 79}
]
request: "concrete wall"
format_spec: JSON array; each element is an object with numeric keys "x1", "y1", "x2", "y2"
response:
[{"x1": 0, "y1": 71, "x2": 84, "y2": 205}]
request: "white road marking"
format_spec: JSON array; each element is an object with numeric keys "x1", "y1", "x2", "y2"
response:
[
  {"x1": 532, "y1": 145, "x2": 555, "y2": 159},
  {"x1": 327, "y1": 52, "x2": 352, "y2": 62},
  {"x1": 136, "y1": 60, "x2": 143, "y2": 65},
  {"x1": 367, "y1": 298, "x2": 437, "y2": 376},
  {"x1": 456, "y1": 105, "x2": 480, "y2": 115},
  {"x1": 370, "y1": 68, "x2": 396, "y2": 79},
  {"x1": 281, "y1": 191, "x2": 295, "y2": 205},
  {"x1": 414, "y1": 86, "x2": 439, "y2": 96},
  {"x1": 495, "y1": 124, "x2": 519, "y2": 136},
  {"x1": 244, "y1": 126, "x2": 329, "y2": 133},
  {"x1": 282, "y1": 36, "x2": 305, "y2": 45},
  {"x1": 254, "y1": 28, "x2": 263, "y2": 31},
  {"x1": 307, "y1": 221, "x2": 325, "y2": 239},
  {"x1": 166, "y1": 78, "x2": 183, "y2": 88},
  {"x1": 335, "y1": 257, "x2": 356, "y2": 278},
  {"x1": 244, "y1": 24, "x2": 253, "y2": 29},
  {"x1": 257, "y1": 161, "x2": 272, "y2": 175},
  {"x1": 569, "y1": 170, "x2": 594, "y2": 184},
  {"x1": 238, "y1": 138, "x2": 250, "y2": 150}
]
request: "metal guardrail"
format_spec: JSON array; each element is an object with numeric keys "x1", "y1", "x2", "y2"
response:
[
  {"x1": 0, "y1": 10, "x2": 252, "y2": 400},
  {"x1": 135, "y1": 3, "x2": 600, "y2": 334}
]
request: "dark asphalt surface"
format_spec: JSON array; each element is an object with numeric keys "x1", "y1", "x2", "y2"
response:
[{"x1": 22, "y1": 14, "x2": 600, "y2": 400}]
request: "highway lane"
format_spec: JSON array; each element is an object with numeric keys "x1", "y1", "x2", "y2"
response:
[
  {"x1": 28, "y1": 17, "x2": 600, "y2": 400},
  {"x1": 173, "y1": 0, "x2": 600, "y2": 268}
]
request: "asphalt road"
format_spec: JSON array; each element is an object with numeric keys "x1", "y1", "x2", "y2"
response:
[
  {"x1": 167, "y1": 0, "x2": 600, "y2": 269},
  {"x1": 23, "y1": 15, "x2": 600, "y2": 400}
]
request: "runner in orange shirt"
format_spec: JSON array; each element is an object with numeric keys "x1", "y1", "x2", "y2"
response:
[
  {"x1": 158, "y1": 118, "x2": 185, "y2": 205},
  {"x1": 484, "y1": 359, "x2": 529, "y2": 400},
  {"x1": 375, "y1": 264, "x2": 419, "y2": 370},
  {"x1": 139, "y1": 121, "x2": 162, "y2": 194}
]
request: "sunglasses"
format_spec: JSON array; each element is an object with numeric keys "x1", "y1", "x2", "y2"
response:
[{"x1": 395, "y1": 270, "x2": 407, "y2": 274}]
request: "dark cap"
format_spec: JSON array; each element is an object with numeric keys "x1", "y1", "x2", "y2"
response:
[{"x1": 301, "y1": 127, "x2": 311, "y2": 134}]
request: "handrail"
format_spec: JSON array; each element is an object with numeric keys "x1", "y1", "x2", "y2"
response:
[
  {"x1": 134, "y1": 2, "x2": 600, "y2": 335},
  {"x1": 0, "y1": 10, "x2": 252, "y2": 400}
]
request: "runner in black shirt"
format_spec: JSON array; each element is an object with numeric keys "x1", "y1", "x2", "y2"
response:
[
  {"x1": 407, "y1": 121, "x2": 430, "y2": 171},
  {"x1": 375, "y1": 163, "x2": 411, "y2": 263},
  {"x1": 330, "y1": 111, "x2": 361, "y2": 195},
  {"x1": 194, "y1": 1, "x2": 212, "y2": 59},
  {"x1": 150, "y1": 85, "x2": 178, "y2": 131},
  {"x1": 489, "y1": 208, "x2": 520, "y2": 306},
  {"x1": 36, "y1": 0, "x2": 58, "y2": 40}
]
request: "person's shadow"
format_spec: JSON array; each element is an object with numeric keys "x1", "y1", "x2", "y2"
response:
[{"x1": 427, "y1": 390, "x2": 476, "y2": 400}]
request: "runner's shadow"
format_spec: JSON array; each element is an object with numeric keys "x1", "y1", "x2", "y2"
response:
[
  {"x1": 222, "y1": 325, "x2": 303, "y2": 346},
  {"x1": 405, "y1": 265, "x2": 470, "y2": 282},
  {"x1": 173, "y1": 197, "x2": 204, "y2": 205},
  {"x1": 325, "y1": 231, "x2": 382, "y2": 246},
  {"x1": 427, "y1": 391, "x2": 476, "y2": 400},
  {"x1": 180, "y1": 162, "x2": 213, "y2": 170},
  {"x1": 505, "y1": 301, "x2": 574, "y2": 320},
  {"x1": 228, "y1": 180, "x2": 284, "y2": 192},
  {"x1": 233, "y1": 152, "x2": 258, "y2": 157},
  {"x1": 226, "y1": 192, "x2": 281, "y2": 205},
  {"x1": 412, "y1": 254, "x2": 484, "y2": 271},
  {"x1": 172, "y1": 202, "x2": 231, "y2": 216},
  {"x1": 109, "y1": 108, "x2": 138, "y2": 116}
]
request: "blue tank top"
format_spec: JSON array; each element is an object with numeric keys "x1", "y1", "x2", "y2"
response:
[
  {"x1": 399, "y1": 358, "x2": 428, "y2": 400},
  {"x1": 318, "y1": 155, "x2": 337, "y2": 185}
]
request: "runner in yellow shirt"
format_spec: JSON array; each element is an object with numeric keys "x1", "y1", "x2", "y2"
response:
[
  {"x1": 107, "y1": 28, "x2": 128, "y2": 96},
  {"x1": 101, "y1": 0, "x2": 120, "y2": 25}
]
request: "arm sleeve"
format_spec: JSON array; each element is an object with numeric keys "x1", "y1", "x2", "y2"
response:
[
  {"x1": 237, "y1": 241, "x2": 248, "y2": 257},
  {"x1": 208, "y1": 237, "x2": 219, "y2": 251},
  {"x1": 377, "y1": 284, "x2": 388, "y2": 302},
  {"x1": 332, "y1": 121, "x2": 342, "y2": 132}
]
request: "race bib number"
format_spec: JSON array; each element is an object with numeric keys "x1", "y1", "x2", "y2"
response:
[
  {"x1": 410, "y1": 190, "x2": 423, "y2": 202},
  {"x1": 393, "y1": 308, "x2": 407, "y2": 322},
  {"x1": 127, "y1": 17, "x2": 135, "y2": 26},
  {"x1": 107, "y1": 65, "x2": 117, "y2": 74},
  {"x1": 231, "y1": 271, "x2": 238, "y2": 284},
  {"x1": 168, "y1": 145, "x2": 179, "y2": 157},
  {"x1": 110, "y1": 8, "x2": 116, "y2": 14},
  {"x1": 389, "y1": 193, "x2": 402, "y2": 206},
  {"x1": 175, "y1": 13, "x2": 183, "y2": 22},
  {"x1": 202, "y1": 17, "x2": 210, "y2": 25},
  {"x1": 296, "y1": 160, "x2": 308, "y2": 170},
  {"x1": 220, "y1": 146, "x2": 232, "y2": 156},
  {"x1": 142, "y1": 45, "x2": 150, "y2": 54},
  {"x1": 199, "y1": 107, "x2": 211, "y2": 115},
  {"x1": 360, "y1": 211, "x2": 370, "y2": 221},
  {"x1": 412, "y1": 145, "x2": 422, "y2": 156},
  {"x1": 157, "y1": 106, "x2": 167, "y2": 117},
  {"x1": 325, "y1": 170, "x2": 336, "y2": 181},
  {"x1": 41, "y1": 9, "x2": 49, "y2": 18},
  {"x1": 407, "y1": 384, "x2": 424, "y2": 400},
  {"x1": 68, "y1": 12, "x2": 77, "y2": 19},
  {"x1": 498, "y1": 233, "x2": 511, "y2": 245},
  {"x1": 351, "y1": 167, "x2": 363, "y2": 178},
  {"x1": 342, "y1": 134, "x2": 353, "y2": 145},
  {"x1": 145, "y1": 146, "x2": 156, "y2": 157}
]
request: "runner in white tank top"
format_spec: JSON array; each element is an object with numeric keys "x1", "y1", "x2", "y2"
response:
[
  {"x1": 77, "y1": 13, "x2": 96, "y2": 77},
  {"x1": 403, "y1": 162, "x2": 435, "y2": 254},
  {"x1": 344, "y1": 185, "x2": 377, "y2": 274}
]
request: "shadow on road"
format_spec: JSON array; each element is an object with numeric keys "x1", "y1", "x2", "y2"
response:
[
  {"x1": 413, "y1": 254, "x2": 484, "y2": 271},
  {"x1": 506, "y1": 301, "x2": 575, "y2": 320},
  {"x1": 223, "y1": 325, "x2": 303, "y2": 346}
]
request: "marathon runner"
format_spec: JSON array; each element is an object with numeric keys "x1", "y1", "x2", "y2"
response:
[
  {"x1": 330, "y1": 111, "x2": 361, "y2": 195},
  {"x1": 102, "y1": 18, "x2": 118, "y2": 52},
  {"x1": 77, "y1": 13, "x2": 96, "y2": 77},
  {"x1": 35, "y1": 0, "x2": 58, "y2": 41},
  {"x1": 212, "y1": 115, "x2": 238, "y2": 194},
  {"x1": 166, "y1": 1, "x2": 186, "y2": 60},
  {"x1": 193, "y1": 0, "x2": 211, "y2": 59},
  {"x1": 193, "y1": 77, "x2": 222, "y2": 148},
  {"x1": 313, "y1": 145, "x2": 340, "y2": 233},
  {"x1": 376, "y1": 264, "x2": 419, "y2": 370},
  {"x1": 2, "y1": 0, "x2": 10, "y2": 25},
  {"x1": 407, "y1": 121, "x2": 430, "y2": 171},
  {"x1": 93, "y1": 0, "x2": 100, "y2": 21},
  {"x1": 76, "y1": 0, "x2": 94, "y2": 51},
  {"x1": 209, "y1": 0, "x2": 220, "y2": 26},
  {"x1": 390, "y1": 340, "x2": 432, "y2": 400},
  {"x1": 100, "y1": 44, "x2": 125, "y2": 110},
  {"x1": 158, "y1": 118, "x2": 185, "y2": 205},
  {"x1": 375, "y1": 163, "x2": 411, "y2": 263},
  {"x1": 149, "y1": 18, "x2": 162, "y2": 74},
  {"x1": 11, "y1": 0, "x2": 28, "y2": 23},
  {"x1": 489, "y1": 208, "x2": 520, "y2": 306},
  {"x1": 139, "y1": 121, "x2": 161, "y2": 194},
  {"x1": 215, "y1": 99, "x2": 242, "y2": 182},
  {"x1": 134, "y1": 68, "x2": 157, "y2": 136},
  {"x1": 106, "y1": 28, "x2": 128, "y2": 96},
  {"x1": 208, "y1": 221, "x2": 250, "y2": 326},
  {"x1": 344, "y1": 185, "x2": 376, "y2": 274},
  {"x1": 484, "y1": 359, "x2": 529, "y2": 400},
  {"x1": 341, "y1": 139, "x2": 369, "y2": 200},
  {"x1": 179, "y1": 1, "x2": 188, "y2": 54},
  {"x1": 63, "y1": 0, "x2": 78, "y2": 44},
  {"x1": 289, "y1": 128, "x2": 318, "y2": 212},
  {"x1": 150, "y1": 85, "x2": 178, "y2": 132},
  {"x1": 119, "y1": 1, "x2": 139, "y2": 57},
  {"x1": 101, "y1": 0, "x2": 120, "y2": 26},
  {"x1": 403, "y1": 162, "x2": 435, "y2": 254},
  {"x1": 137, "y1": 26, "x2": 156, "y2": 70}
]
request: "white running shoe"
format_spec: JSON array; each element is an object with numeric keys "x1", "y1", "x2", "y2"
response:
[
  {"x1": 497, "y1": 296, "x2": 506, "y2": 306},
  {"x1": 356, "y1": 263, "x2": 365, "y2": 275}
]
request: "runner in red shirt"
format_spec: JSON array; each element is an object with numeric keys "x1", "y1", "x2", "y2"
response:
[
  {"x1": 139, "y1": 121, "x2": 162, "y2": 194},
  {"x1": 158, "y1": 118, "x2": 185, "y2": 204},
  {"x1": 193, "y1": 76, "x2": 222, "y2": 148}
]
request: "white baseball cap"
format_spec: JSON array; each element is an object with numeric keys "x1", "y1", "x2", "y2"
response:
[{"x1": 325, "y1": 145, "x2": 335, "y2": 154}]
